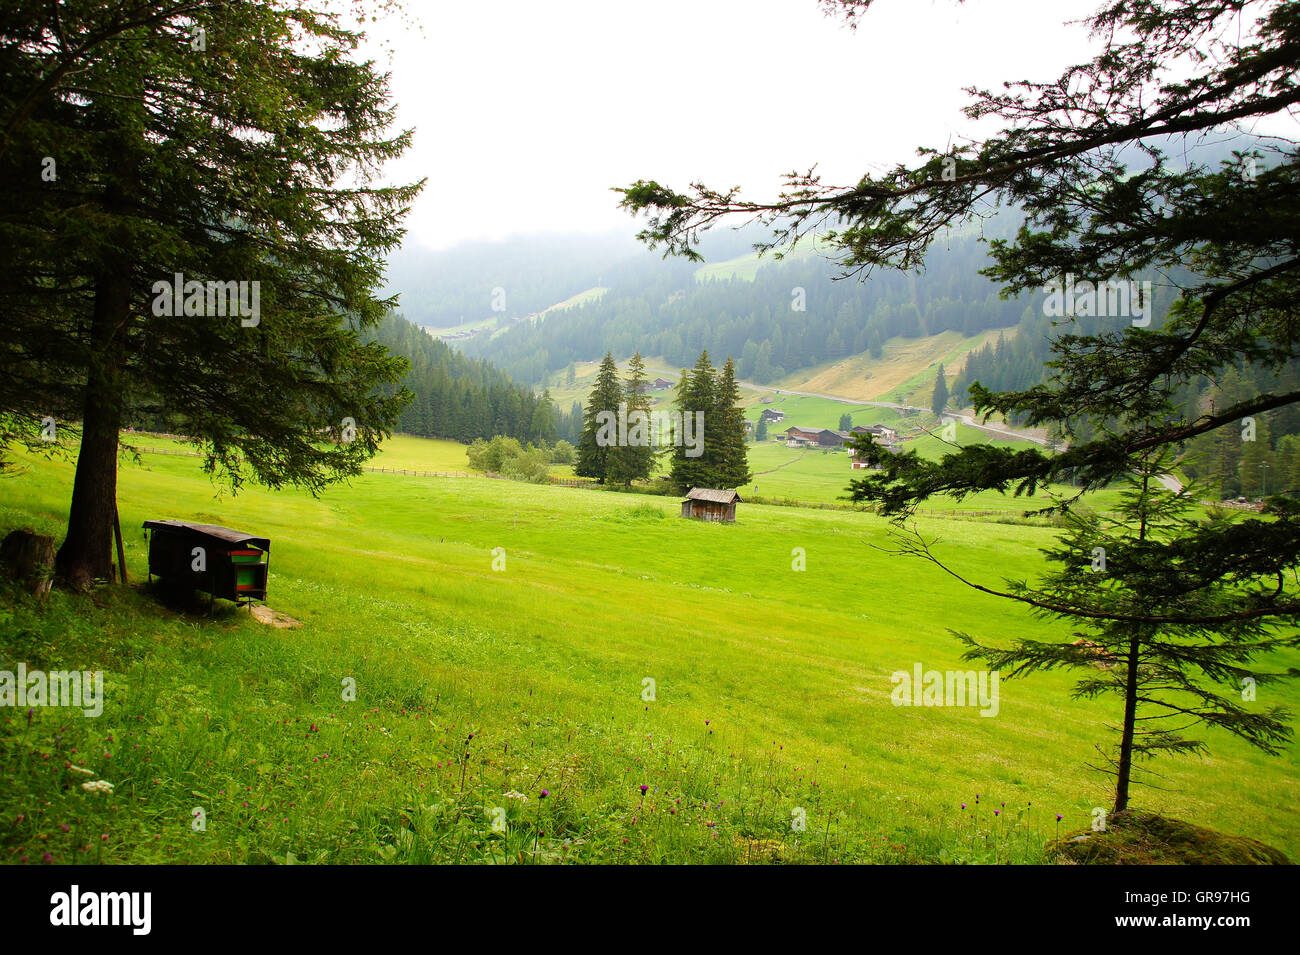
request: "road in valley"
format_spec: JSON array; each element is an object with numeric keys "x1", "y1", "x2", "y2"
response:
[{"x1": 738, "y1": 382, "x2": 1055, "y2": 447}]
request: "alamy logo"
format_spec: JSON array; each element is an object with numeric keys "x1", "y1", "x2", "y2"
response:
[
  {"x1": 594, "y1": 403, "x2": 704, "y2": 458},
  {"x1": 890, "y1": 663, "x2": 1000, "y2": 717},
  {"x1": 0, "y1": 663, "x2": 103, "y2": 717},
  {"x1": 151, "y1": 272, "x2": 260, "y2": 327},
  {"x1": 1042, "y1": 273, "x2": 1152, "y2": 327},
  {"x1": 50, "y1": 885, "x2": 151, "y2": 935}
]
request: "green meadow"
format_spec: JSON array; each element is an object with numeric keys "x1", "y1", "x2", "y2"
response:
[{"x1": 1, "y1": 435, "x2": 1296, "y2": 864}]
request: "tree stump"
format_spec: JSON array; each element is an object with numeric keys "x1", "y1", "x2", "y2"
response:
[{"x1": 0, "y1": 529, "x2": 56, "y2": 596}]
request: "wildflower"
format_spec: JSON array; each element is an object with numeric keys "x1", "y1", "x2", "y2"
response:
[
  {"x1": 81, "y1": 780, "x2": 114, "y2": 794},
  {"x1": 639, "y1": 785, "x2": 648, "y2": 794},
  {"x1": 539, "y1": 789, "x2": 549, "y2": 799},
  {"x1": 69, "y1": 765, "x2": 94, "y2": 776}
]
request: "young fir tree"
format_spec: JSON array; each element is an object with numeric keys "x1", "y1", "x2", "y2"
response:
[
  {"x1": 947, "y1": 451, "x2": 1299, "y2": 812},
  {"x1": 575, "y1": 352, "x2": 622, "y2": 483},
  {"x1": 669, "y1": 351, "x2": 716, "y2": 491},
  {"x1": 0, "y1": 1, "x2": 422, "y2": 585},
  {"x1": 711, "y1": 356, "x2": 751, "y2": 489},
  {"x1": 607, "y1": 352, "x2": 654, "y2": 486}
]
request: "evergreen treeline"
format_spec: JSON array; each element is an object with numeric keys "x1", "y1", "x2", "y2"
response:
[
  {"x1": 369, "y1": 312, "x2": 564, "y2": 444},
  {"x1": 669, "y1": 352, "x2": 751, "y2": 491},
  {"x1": 1182, "y1": 362, "x2": 1300, "y2": 499},
  {"x1": 952, "y1": 310, "x2": 1300, "y2": 501},
  {"x1": 576, "y1": 350, "x2": 750, "y2": 490},
  {"x1": 462, "y1": 231, "x2": 1035, "y2": 385}
]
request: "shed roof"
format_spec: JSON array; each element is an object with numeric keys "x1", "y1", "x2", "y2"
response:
[
  {"x1": 683, "y1": 488, "x2": 741, "y2": 504},
  {"x1": 143, "y1": 520, "x2": 270, "y2": 551}
]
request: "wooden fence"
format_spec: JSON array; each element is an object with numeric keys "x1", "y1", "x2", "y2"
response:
[{"x1": 131, "y1": 446, "x2": 502, "y2": 479}]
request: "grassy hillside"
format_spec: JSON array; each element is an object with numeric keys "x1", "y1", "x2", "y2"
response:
[
  {"x1": 538, "y1": 286, "x2": 607, "y2": 316},
  {"x1": 2, "y1": 438, "x2": 1296, "y2": 864},
  {"x1": 542, "y1": 325, "x2": 1016, "y2": 417},
  {"x1": 781, "y1": 328, "x2": 1008, "y2": 403}
]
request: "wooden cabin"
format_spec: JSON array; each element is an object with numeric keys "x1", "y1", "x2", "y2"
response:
[
  {"x1": 784, "y1": 426, "x2": 853, "y2": 448},
  {"x1": 143, "y1": 520, "x2": 270, "y2": 608},
  {"x1": 680, "y1": 488, "x2": 740, "y2": 523}
]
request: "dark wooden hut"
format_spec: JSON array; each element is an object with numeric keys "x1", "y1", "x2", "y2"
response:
[
  {"x1": 143, "y1": 520, "x2": 270, "y2": 608},
  {"x1": 680, "y1": 488, "x2": 741, "y2": 523}
]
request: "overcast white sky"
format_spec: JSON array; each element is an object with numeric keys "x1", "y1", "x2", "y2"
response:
[{"x1": 357, "y1": 0, "x2": 1120, "y2": 251}]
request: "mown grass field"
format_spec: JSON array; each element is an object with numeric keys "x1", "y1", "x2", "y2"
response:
[
  {"x1": 738, "y1": 439, "x2": 1096, "y2": 511},
  {"x1": 1, "y1": 436, "x2": 1296, "y2": 864}
]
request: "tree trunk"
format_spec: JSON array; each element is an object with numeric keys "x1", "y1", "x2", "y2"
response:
[
  {"x1": 1113, "y1": 629, "x2": 1143, "y2": 813},
  {"x1": 55, "y1": 270, "x2": 128, "y2": 587}
]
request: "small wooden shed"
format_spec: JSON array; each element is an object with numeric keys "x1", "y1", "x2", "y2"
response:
[
  {"x1": 143, "y1": 520, "x2": 270, "y2": 608},
  {"x1": 680, "y1": 488, "x2": 741, "y2": 523}
]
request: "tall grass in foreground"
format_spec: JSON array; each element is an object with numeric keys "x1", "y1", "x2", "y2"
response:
[{"x1": 1, "y1": 441, "x2": 1295, "y2": 863}]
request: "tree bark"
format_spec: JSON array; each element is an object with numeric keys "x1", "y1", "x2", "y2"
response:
[
  {"x1": 1112, "y1": 629, "x2": 1143, "y2": 813},
  {"x1": 55, "y1": 270, "x2": 128, "y2": 587}
]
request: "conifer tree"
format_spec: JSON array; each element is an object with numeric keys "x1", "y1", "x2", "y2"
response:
[
  {"x1": 711, "y1": 357, "x2": 751, "y2": 489},
  {"x1": 947, "y1": 452, "x2": 1299, "y2": 812},
  {"x1": 931, "y1": 364, "x2": 949, "y2": 418},
  {"x1": 0, "y1": 0, "x2": 422, "y2": 584},
  {"x1": 607, "y1": 352, "x2": 654, "y2": 486},
  {"x1": 669, "y1": 351, "x2": 716, "y2": 491},
  {"x1": 575, "y1": 352, "x2": 621, "y2": 483}
]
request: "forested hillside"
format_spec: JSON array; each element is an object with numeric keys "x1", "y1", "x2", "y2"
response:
[
  {"x1": 370, "y1": 313, "x2": 562, "y2": 444},
  {"x1": 457, "y1": 225, "x2": 1037, "y2": 385}
]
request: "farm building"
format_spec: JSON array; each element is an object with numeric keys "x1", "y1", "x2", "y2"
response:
[
  {"x1": 851, "y1": 445, "x2": 902, "y2": 469},
  {"x1": 785, "y1": 426, "x2": 853, "y2": 448},
  {"x1": 680, "y1": 488, "x2": 741, "y2": 523},
  {"x1": 649, "y1": 377, "x2": 674, "y2": 390},
  {"x1": 852, "y1": 424, "x2": 899, "y2": 444},
  {"x1": 759, "y1": 408, "x2": 785, "y2": 423}
]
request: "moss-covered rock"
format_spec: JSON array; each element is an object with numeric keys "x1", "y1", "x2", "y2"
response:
[{"x1": 1047, "y1": 810, "x2": 1292, "y2": 865}]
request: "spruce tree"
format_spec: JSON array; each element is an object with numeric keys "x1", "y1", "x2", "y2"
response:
[
  {"x1": 606, "y1": 352, "x2": 655, "y2": 486},
  {"x1": 951, "y1": 452, "x2": 1298, "y2": 812},
  {"x1": 712, "y1": 357, "x2": 751, "y2": 489},
  {"x1": 669, "y1": 351, "x2": 715, "y2": 491},
  {"x1": 575, "y1": 352, "x2": 621, "y2": 483},
  {"x1": 931, "y1": 364, "x2": 949, "y2": 418},
  {"x1": 0, "y1": 1, "x2": 421, "y2": 584}
]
